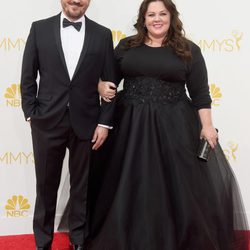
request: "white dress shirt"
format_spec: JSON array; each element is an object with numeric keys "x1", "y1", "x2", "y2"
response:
[{"x1": 60, "y1": 12, "x2": 85, "y2": 80}]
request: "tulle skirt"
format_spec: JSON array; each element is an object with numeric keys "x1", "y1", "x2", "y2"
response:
[{"x1": 88, "y1": 78, "x2": 249, "y2": 250}]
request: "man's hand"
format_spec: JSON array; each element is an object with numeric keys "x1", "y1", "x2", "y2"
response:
[
  {"x1": 98, "y1": 80, "x2": 116, "y2": 102},
  {"x1": 91, "y1": 126, "x2": 109, "y2": 150}
]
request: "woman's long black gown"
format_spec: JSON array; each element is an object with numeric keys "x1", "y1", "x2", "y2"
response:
[{"x1": 88, "y1": 38, "x2": 249, "y2": 250}]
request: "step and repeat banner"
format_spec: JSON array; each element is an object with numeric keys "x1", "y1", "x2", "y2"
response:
[{"x1": 0, "y1": 0, "x2": 249, "y2": 235}]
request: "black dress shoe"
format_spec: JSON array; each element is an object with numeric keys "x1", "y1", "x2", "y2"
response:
[{"x1": 72, "y1": 245, "x2": 84, "y2": 250}]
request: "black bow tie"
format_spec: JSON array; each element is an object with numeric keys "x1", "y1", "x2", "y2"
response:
[{"x1": 63, "y1": 18, "x2": 82, "y2": 31}]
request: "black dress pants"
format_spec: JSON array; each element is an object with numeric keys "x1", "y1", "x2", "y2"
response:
[{"x1": 31, "y1": 109, "x2": 91, "y2": 247}]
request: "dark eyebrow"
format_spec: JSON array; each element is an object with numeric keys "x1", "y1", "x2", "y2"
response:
[{"x1": 146, "y1": 9, "x2": 168, "y2": 14}]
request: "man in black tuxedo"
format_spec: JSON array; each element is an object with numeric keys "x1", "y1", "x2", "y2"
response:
[{"x1": 20, "y1": 0, "x2": 116, "y2": 249}]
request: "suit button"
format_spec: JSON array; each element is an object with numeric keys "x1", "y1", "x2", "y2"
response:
[{"x1": 69, "y1": 85, "x2": 72, "y2": 90}]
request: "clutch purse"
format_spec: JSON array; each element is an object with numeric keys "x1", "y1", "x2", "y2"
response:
[
  {"x1": 197, "y1": 138, "x2": 211, "y2": 161},
  {"x1": 197, "y1": 129, "x2": 218, "y2": 162}
]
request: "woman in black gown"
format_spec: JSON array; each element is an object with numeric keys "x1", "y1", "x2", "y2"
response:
[{"x1": 88, "y1": 0, "x2": 249, "y2": 249}]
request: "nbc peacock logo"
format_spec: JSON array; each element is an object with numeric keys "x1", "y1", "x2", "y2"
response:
[
  {"x1": 112, "y1": 30, "x2": 126, "y2": 45},
  {"x1": 223, "y1": 141, "x2": 238, "y2": 162},
  {"x1": 210, "y1": 84, "x2": 222, "y2": 107},
  {"x1": 4, "y1": 83, "x2": 21, "y2": 107},
  {"x1": 5, "y1": 195, "x2": 31, "y2": 218}
]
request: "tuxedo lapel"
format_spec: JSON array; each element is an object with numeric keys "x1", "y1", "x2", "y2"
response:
[
  {"x1": 71, "y1": 16, "x2": 91, "y2": 81},
  {"x1": 53, "y1": 14, "x2": 70, "y2": 80}
]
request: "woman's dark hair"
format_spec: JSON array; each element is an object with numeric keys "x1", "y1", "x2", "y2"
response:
[{"x1": 125, "y1": 0, "x2": 192, "y2": 59}]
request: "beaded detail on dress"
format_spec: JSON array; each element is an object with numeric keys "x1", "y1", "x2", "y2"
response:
[{"x1": 119, "y1": 76, "x2": 187, "y2": 105}]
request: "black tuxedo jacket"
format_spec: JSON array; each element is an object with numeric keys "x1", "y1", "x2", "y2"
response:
[{"x1": 21, "y1": 13, "x2": 115, "y2": 140}]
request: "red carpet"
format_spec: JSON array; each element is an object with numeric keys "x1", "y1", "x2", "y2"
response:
[
  {"x1": 0, "y1": 233, "x2": 70, "y2": 250},
  {"x1": 0, "y1": 232, "x2": 249, "y2": 250}
]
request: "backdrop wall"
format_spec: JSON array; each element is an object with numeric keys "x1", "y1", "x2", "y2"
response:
[{"x1": 0, "y1": 0, "x2": 249, "y2": 235}]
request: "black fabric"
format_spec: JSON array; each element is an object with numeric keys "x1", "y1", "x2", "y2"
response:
[
  {"x1": 114, "y1": 38, "x2": 211, "y2": 109},
  {"x1": 63, "y1": 18, "x2": 82, "y2": 31},
  {"x1": 21, "y1": 13, "x2": 116, "y2": 248},
  {"x1": 32, "y1": 110, "x2": 91, "y2": 247},
  {"x1": 21, "y1": 14, "x2": 116, "y2": 140},
  {"x1": 88, "y1": 38, "x2": 249, "y2": 250}
]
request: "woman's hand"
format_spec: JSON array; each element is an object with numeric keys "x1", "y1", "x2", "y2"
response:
[
  {"x1": 98, "y1": 80, "x2": 117, "y2": 102},
  {"x1": 200, "y1": 126, "x2": 218, "y2": 149},
  {"x1": 198, "y1": 109, "x2": 218, "y2": 149}
]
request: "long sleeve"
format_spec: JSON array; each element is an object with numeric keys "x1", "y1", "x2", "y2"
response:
[
  {"x1": 186, "y1": 43, "x2": 212, "y2": 109},
  {"x1": 20, "y1": 22, "x2": 39, "y2": 120},
  {"x1": 98, "y1": 29, "x2": 116, "y2": 126},
  {"x1": 114, "y1": 38, "x2": 128, "y2": 86}
]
